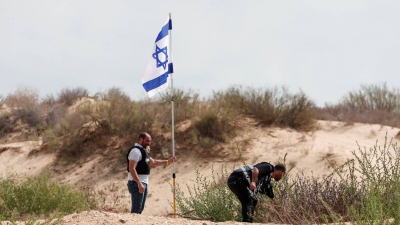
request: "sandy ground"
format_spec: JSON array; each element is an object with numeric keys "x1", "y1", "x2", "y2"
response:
[
  {"x1": 1, "y1": 119, "x2": 400, "y2": 224},
  {"x1": 1, "y1": 210, "x2": 279, "y2": 225}
]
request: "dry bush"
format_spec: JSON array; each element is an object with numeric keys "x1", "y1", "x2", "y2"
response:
[
  {"x1": 255, "y1": 171, "x2": 364, "y2": 224},
  {"x1": 40, "y1": 94, "x2": 69, "y2": 129},
  {"x1": 157, "y1": 88, "x2": 200, "y2": 125},
  {"x1": 193, "y1": 110, "x2": 234, "y2": 143},
  {"x1": 273, "y1": 91, "x2": 316, "y2": 131},
  {"x1": 5, "y1": 87, "x2": 39, "y2": 108},
  {"x1": 315, "y1": 84, "x2": 400, "y2": 127},
  {"x1": 92, "y1": 87, "x2": 134, "y2": 132},
  {"x1": 56, "y1": 133, "x2": 87, "y2": 160},
  {"x1": 0, "y1": 114, "x2": 14, "y2": 138},
  {"x1": 211, "y1": 86, "x2": 244, "y2": 119},
  {"x1": 13, "y1": 107, "x2": 43, "y2": 127},
  {"x1": 213, "y1": 85, "x2": 316, "y2": 131},
  {"x1": 341, "y1": 83, "x2": 400, "y2": 112},
  {"x1": 4, "y1": 87, "x2": 47, "y2": 134},
  {"x1": 43, "y1": 110, "x2": 90, "y2": 153},
  {"x1": 50, "y1": 119, "x2": 111, "y2": 160},
  {"x1": 45, "y1": 88, "x2": 160, "y2": 159},
  {"x1": 54, "y1": 119, "x2": 116, "y2": 160},
  {"x1": 57, "y1": 87, "x2": 89, "y2": 106},
  {"x1": 45, "y1": 104, "x2": 68, "y2": 128},
  {"x1": 41, "y1": 94, "x2": 58, "y2": 106},
  {"x1": 0, "y1": 94, "x2": 4, "y2": 105},
  {"x1": 91, "y1": 182, "x2": 127, "y2": 212},
  {"x1": 316, "y1": 83, "x2": 400, "y2": 127},
  {"x1": 92, "y1": 88, "x2": 157, "y2": 135},
  {"x1": 182, "y1": 87, "x2": 244, "y2": 148},
  {"x1": 255, "y1": 135, "x2": 400, "y2": 224},
  {"x1": 317, "y1": 104, "x2": 400, "y2": 127}
]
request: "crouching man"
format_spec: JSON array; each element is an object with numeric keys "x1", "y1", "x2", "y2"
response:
[{"x1": 227, "y1": 162, "x2": 286, "y2": 223}]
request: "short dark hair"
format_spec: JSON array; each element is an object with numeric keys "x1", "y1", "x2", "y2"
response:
[
  {"x1": 138, "y1": 132, "x2": 148, "y2": 140},
  {"x1": 274, "y1": 163, "x2": 286, "y2": 172}
]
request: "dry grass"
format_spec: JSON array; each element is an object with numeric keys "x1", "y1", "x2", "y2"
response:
[
  {"x1": 316, "y1": 83, "x2": 400, "y2": 128},
  {"x1": 57, "y1": 87, "x2": 89, "y2": 106}
]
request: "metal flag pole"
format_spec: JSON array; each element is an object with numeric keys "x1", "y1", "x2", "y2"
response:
[{"x1": 168, "y1": 12, "x2": 177, "y2": 219}]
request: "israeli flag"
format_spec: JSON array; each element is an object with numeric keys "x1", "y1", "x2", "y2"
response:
[{"x1": 142, "y1": 17, "x2": 173, "y2": 98}]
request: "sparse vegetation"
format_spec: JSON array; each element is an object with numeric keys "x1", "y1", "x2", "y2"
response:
[
  {"x1": 4, "y1": 87, "x2": 39, "y2": 109},
  {"x1": 0, "y1": 173, "x2": 94, "y2": 221},
  {"x1": 13, "y1": 107, "x2": 44, "y2": 129},
  {"x1": 342, "y1": 83, "x2": 399, "y2": 112},
  {"x1": 175, "y1": 134, "x2": 400, "y2": 224},
  {"x1": 212, "y1": 85, "x2": 316, "y2": 131},
  {"x1": 0, "y1": 113, "x2": 14, "y2": 138},
  {"x1": 57, "y1": 87, "x2": 89, "y2": 106},
  {"x1": 2, "y1": 84, "x2": 400, "y2": 224},
  {"x1": 175, "y1": 165, "x2": 241, "y2": 222},
  {"x1": 316, "y1": 83, "x2": 400, "y2": 127},
  {"x1": 158, "y1": 88, "x2": 200, "y2": 124},
  {"x1": 193, "y1": 109, "x2": 234, "y2": 143}
]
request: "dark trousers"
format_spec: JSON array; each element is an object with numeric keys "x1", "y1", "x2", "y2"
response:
[
  {"x1": 227, "y1": 173, "x2": 258, "y2": 223},
  {"x1": 127, "y1": 181, "x2": 148, "y2": 214}
]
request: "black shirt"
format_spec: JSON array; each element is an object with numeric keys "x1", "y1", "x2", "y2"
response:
[{"x1": 254, "y1": 162, "x2": 275, "y2": 199}]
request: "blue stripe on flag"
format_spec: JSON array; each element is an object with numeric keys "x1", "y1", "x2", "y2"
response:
[
  {"x1": 155, "y1": 20, "x2": 172, "y2": 43},
  {"x1": 142, "y1": 63, "x2": 173, "y2": 92}
]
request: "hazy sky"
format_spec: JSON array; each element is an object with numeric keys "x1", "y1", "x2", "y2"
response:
[{"x1": 1, "y1": 0, "x2": 400, "y2": 106}]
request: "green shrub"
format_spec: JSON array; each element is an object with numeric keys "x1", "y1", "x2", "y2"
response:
[
  {"x1": 341, "y1": 134, "x2": 400, "y2": 224},
  {"x1": 175, "y1": 165, "x2": 240, "y2": 222},
  {"x1": 0, "y1": 173, "x2": 94, "y2": 221}
]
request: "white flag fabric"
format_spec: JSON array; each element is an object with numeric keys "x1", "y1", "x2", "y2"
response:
[{"x1": 142, "y1": 17, "x2": 173, "y2": 98}]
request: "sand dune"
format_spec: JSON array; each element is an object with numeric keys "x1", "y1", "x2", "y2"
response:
[{"x1": 1, "y1": 120, "x2": 399, "y2": 224}]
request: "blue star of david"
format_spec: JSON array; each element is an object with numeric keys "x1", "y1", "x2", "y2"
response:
[{"x1": 152, "y1": 45, "x2": 168, "y2": 70}]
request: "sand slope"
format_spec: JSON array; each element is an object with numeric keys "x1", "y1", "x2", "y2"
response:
[{"x1": 1, "y1": 120, "x2": 399, "y2": 224}]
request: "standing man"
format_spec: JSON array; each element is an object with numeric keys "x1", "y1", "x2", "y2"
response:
[
  {"x1": 127, "y1": 132, "x2": 177, "y2": 214},
  {"x1": 227, "y1": 162, "x2": 286, "y2": 223}
]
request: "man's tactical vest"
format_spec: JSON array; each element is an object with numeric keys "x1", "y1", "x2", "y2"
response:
[
  {"x1": 126, "y1": 146, "x2": 150, "y2": 175},
  {"x1": 233, "y1": 162, "x2": 274, "y2": 197}
]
